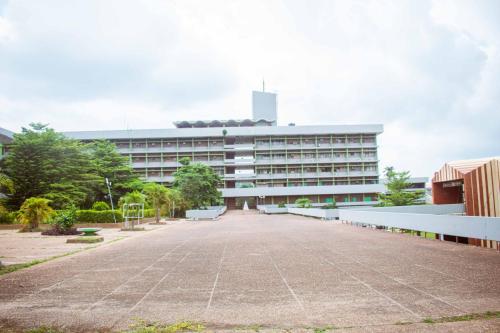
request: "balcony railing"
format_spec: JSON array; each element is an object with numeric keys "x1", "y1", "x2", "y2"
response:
[
  {"x1": 224, "y1": 144, "x2": 255, "y2": 150},
  {"x1": 224, "y1": 173, "x2": 256, "y2": 179}
]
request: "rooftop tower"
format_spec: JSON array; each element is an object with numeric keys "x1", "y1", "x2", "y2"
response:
[{"x1": 252, "y1": 84, "x2": 277, "y2": 126}]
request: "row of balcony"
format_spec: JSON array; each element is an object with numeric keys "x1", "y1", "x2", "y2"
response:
[
  {"x1": 145, "y1": 178, "x2": 379, "y2": 189},
  {"x1": 143, "y1": 171, "x2": 378, "y2": 181},
  {"x1": 253, "y1": 156, "x2": 377, "y2": 164},
  {"x1": 254, "y1": 142, "x2": 376, "y2": 149},
  {"x1": 254, "y1": 170, "x2": 379, "y2": 178},
  {"x1": 117, "y1": 142, "x2": 377, "y2": 154},
  {"x1": 130, "y1": 156, "x2": 378, "y2": 168}
]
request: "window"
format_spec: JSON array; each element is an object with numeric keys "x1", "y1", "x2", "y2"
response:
[
  {"x1": 148, "y1": 141, "x2": 160, "y2": 148},
  {"x1": 132, "y1": 141, "x2": 146, "y2": 148},
  {"x1": 148, "y1": 155, "x2": 161, "y2": 163}
]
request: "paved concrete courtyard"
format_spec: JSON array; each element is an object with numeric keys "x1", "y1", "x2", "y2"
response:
[
  {"x1": 0, "y1": 224, "x2": 164, "y2": 265},
  {"x1": 0, "y1": 211, "x2": 499, "y2": 332}
]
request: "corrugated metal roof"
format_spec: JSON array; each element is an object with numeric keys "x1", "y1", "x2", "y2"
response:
[{"x1": 173, "y1": 119, "x2": 274, "y2": 128}]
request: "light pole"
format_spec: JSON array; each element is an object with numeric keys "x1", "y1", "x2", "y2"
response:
[{"x1": 105, "y1": 177, "x2": 117, "y2": 223}]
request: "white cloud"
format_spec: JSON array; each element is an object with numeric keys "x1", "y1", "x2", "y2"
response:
[
  {"x1": 0, "y1": 16, "x2": 14, "y2": 41},
  {"x1": 0, "y1": 0, "x2": 499, "y2": 177}
]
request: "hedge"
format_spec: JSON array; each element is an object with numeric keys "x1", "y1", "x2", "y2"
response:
[
  {"x1": 75, "y1": 209, "x2": 158, "y2": 223},
  {"x1": 76, "y1": 210, "x2": 124, "y2": 223}
]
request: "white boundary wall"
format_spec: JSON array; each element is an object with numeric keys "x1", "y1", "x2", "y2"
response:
[
  {"x1": 338, "y1": 210, "x2": 500, "y2": 241},
  {"x1": 258, "y1": 204, "x2": 464, "y2": 219},
  {"x1": 186, "y1": 206, "x2": 227, "y2": 220},
  {"x1": 257, "y1": 205, "x2": 339, "y2": 219},
  {"x1": 349, "y1": 204, "x2": 464, "y2": 215},
  {"x1": 288, "y1": 208, "x2": 339, "y2": 220}
]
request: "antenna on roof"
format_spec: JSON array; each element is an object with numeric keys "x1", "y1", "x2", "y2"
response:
[
  {"x1": 262, "y1": 78, "x2": 265, "y2": 92},
  {"x1": 124, "y1": 112, "x2": 129, "y2": 130}
]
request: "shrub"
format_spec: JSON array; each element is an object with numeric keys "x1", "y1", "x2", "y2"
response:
[
  {"x1": 51, "y1": 206, "x2": 77, "y2": 232},
  {"x1": 143, "y1": 209, "x2": 155, "y2": 218},
  {"x1": 0, "y1": 207, "x2": 16, "y2": 224},
  {"x1": 277, "y1": 202, "x2": 286, "y2": 208},
  {"x1": 18, "y1": 197, "x2": 54, "y2": 231},
  {"x1": 322, "y1": 200, "x2": 337, "y2": 209},
  {"x1": 295, "y1": 198, "x2": 312, "y2": 208},
  {"x1": 76, "y1": 210, "x2": 123, "y2": 223},
  {"x1": 91, "y1": 201, "x2": 110, "y2": 211}
]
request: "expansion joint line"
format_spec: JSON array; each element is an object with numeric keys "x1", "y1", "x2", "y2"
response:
[
  {"x1": 127, "y1": 251, "x2": 192, "y2": 313},
  {"x1": 287, "y1": 237, "x2": 422, "y2": 319},
  {"x1": 84, "y1": 239, "x2": 190, "y2": 312},
  {"x1": 332, "y1": 249, "x2": 466, "y2": 313},
  {"x1": 108, "y1": 250, "x2": 194, "y2": 330},
  {"x1": 206, "y1": 242, "x2": 228, "y2": 311},
  {"x1": 413, "y1": 264, "x2": 474, "y2": 286},
  {"x1": 111, "y1": 233, "x2": 215, "y2": 330},
  {"x1": 12, "y1": 234, "x2": 164, "y2": 304},
  {"x1": 262, "y1": 244, "x2": 305, "y2": 311}
]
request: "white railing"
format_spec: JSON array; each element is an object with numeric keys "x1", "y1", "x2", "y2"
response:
[
  {"x1": 288, "y1": 208, "x2": 339, "y2": 220},
  {"x1": 338, "y1": 209, "x2": 500, "y2": 241},
  {"x1": 256, "y1": 205, "x2": 338, "y2": 219},
  {"x1": 186, "y1": 206, "x2": 227, "y2": 220},
  {"x1": 259, "y1": 204, "x2": 465, "y2": 220},
  {"x1": 257, "y1": 205, "x2": 288, "y2": 214},
  {"x1": 351, "y1": 204, "x2": 464, "y2": 215}
]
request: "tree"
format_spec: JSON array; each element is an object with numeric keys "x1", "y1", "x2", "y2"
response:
[
  {"x1": 92, "y1": 201, "x2": 110, "y2": 211},
  {"x1": 0, "y1": 173, "x2": 14, "y2": 195},
  {"x1": 173, "y1": 159, "x2": 222, "y2": 209},
  {"x1": 2, "y1": 124, "x2": 100, "y2": 209},
  {"x1": 86, "y1": 140, "x2": 138, "y2": 207},
  {"x1": 126, "y1": 178, "x2": 147, "y2": 192},
  {"x1": 0, "y1": 172, "x2": 14, "y2": 210},
  {"x1": 143, "y1": 183, "x2": 168, "y2": 223},
  {"x1": 163, "y1": 188, "x2": 187, "y2": 218},
  {"x1": 118, "y1": 190, "x2": 146, "y2": 207},
  {"x1": 378, "y1": 167, "x2": 425, "y2": 206},
  {"x1": 18, "y1": 197, "x2": 54, "y2": 231}
]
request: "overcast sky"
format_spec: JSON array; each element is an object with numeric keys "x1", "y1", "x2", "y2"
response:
[{"x1": 0, "y1": 0, "x2": 499, "y2": 177}]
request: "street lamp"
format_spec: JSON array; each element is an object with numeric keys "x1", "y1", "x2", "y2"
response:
[{"x1": 105, "y1": 177, "x2": 117, "y2": 223}]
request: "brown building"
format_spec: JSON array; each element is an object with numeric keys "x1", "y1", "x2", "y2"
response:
[{"x1": 432, "y1": 157, "x2": 500, "y2": 249}]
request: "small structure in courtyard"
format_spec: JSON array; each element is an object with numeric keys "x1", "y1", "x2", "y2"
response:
[{"x1": 122, "y1": 203, "x2": 144, "y2": 230}]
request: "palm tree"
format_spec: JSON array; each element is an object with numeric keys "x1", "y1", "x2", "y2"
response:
[
  {"x1": 164, "y1": 188, "x2": 186, "y2": 219},
  {"x1": 118, "y1": 190, "x2": 146, "y2": 207},
  {"x1": 18, "y1": 197, "x2": 54, "y2": 231},
  {"x1": 144, "y1": 183, "x2": 167, "y2": 223}
]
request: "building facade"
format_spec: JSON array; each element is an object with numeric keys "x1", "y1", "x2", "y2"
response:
[
  {"x1": 432, "y1": 157, "x2": 500, "y2": 249},
  {"x1": 64, "y1": 121, "x2": 384, "y2": 208},
  {"x1": 433, "y1": 157, "x2": 500, "y2": 217},
  {"x1": 0, "y1": 127, "x2": 14, "y2": 159}
]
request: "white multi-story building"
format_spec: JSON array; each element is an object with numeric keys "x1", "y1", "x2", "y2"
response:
[{"x1": 64, "y1": 91, "x2": 385, "y2": 208}]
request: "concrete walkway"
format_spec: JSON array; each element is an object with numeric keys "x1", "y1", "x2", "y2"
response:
[
  {"x1": 0, "y1": 223, "x2": 166, "y2": 265},
  {"x1": 0, "y1": 211, "x2": 499, "y2": 332}
]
